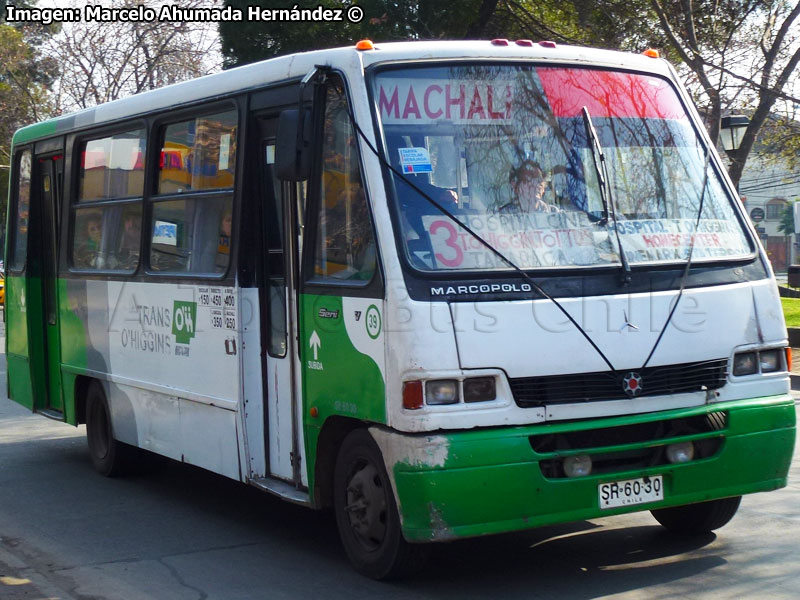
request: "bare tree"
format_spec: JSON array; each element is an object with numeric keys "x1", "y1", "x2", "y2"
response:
[
  {"x1": 650, "y1": 0, "x2": 800, "y2": 188},
  {"x1": 44, "y1": 0, "x2": 221, "y2": 113}
]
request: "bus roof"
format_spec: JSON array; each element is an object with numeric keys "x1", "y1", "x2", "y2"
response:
[{"x1": 12, "y1": 40, "x2": 671, "y2": 146}]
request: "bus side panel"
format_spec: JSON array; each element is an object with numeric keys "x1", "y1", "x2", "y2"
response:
[
  {"x1": 6, "y1": 275, "x2": 35, "y2": 411},
  {"x1": 59, "y1": 279, "x2": 244, "y2": 479},
  {"x1": 299, "y1": 293, "x2": 387, "y2": 493}
]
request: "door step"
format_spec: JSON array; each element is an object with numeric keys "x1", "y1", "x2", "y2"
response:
[
  {"x1": 250, "y1": 477, "x2": 310, "y2": 506},
  {"x1": 37, "y1": 408, "x2": 65, "y2": 421}
]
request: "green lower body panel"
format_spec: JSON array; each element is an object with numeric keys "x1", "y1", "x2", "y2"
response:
[
  {"x1": 7, "y1": 354, "x2": 34, "y2": 411},
  {"x1": 383, "y1": 397, "x2": 796, "y2": 542}
]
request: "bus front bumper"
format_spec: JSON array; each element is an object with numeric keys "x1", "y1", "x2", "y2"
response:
[{"x1": 372, "y1": 396, "x2": 796, "y2": 542}]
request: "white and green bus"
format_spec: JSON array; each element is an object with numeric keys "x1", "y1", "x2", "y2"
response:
[{"x1": 5, "y1": 39, "x2": 796, "y2": 579}]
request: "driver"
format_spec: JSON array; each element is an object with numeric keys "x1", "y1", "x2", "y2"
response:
[{"x1": 501, "y1": 160, "x2": 558, "y2": 213}]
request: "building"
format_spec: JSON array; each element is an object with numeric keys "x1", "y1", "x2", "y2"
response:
[{"x1": 736, "y1": 153, "x2": 799, "y2": 272}]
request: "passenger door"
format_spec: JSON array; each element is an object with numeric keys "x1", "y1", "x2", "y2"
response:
[
  {"x1": 255, "y1": 116, "x2": 302, "y2": 482},
  {"x1": 36, "y1": 153, "x2": 65, "y2": 413},
  {"x1": 9, "y1": 146, "x2": 65, "y2": 416}
]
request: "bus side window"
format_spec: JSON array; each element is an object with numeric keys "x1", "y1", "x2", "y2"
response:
[
  {"x1": 311, "y1": 84, "x2": 376, "y2": 282},
  {"x1": 149, "y1": 110, "x2": 237, "y2": 275},
  {"x1": 9, "y1": 150, "x2": 32, "y2": 272},
  {"x1": 71, "y1": 129, "x2": 146, "y2": 272}
]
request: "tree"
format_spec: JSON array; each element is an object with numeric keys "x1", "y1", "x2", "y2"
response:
[
  {"x1": 486, "y1": 1, "x2": 800, "y2": 189},
  {"x1": 43, "y1": 0, "x2": 221, "y2": 113},
  {"x1": 220, "y1": 0, "x2": 502, "y2": 66},
  {"x1": 647, "y1": 1, "x2": 800, "y2": 188},
  {"x1": 0, "y1": 10, "x2": 58, "y2": 232},
  {"x1": 778, "y1": 200, "x2": 796, "y2": 236}
]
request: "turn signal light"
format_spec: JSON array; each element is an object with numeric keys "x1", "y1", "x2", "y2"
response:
[
  {"x1": 402, "y1": 381, "x2": 423, "y2": 410},
  {"x1": 786, "y1": 347, "x2": 792, "y2": 371}
]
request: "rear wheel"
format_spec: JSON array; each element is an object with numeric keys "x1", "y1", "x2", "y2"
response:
[
  {"x1": 651, "y1": 496, "x2": 742, "y2": 534},
  {"x1": 85, "y1": 381, "x2": 126, "y2": 477},
  {"x1": 333, "y1": 429, "x2": 427, "y2": 580}
]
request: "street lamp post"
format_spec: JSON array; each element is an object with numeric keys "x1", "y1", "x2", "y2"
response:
[{"x1": 720, "y1": 115, "x2": 750, "y2": 160}]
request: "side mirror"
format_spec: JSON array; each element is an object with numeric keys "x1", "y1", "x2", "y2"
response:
[{"x1": 276, "y1": 108, "x2": 312, "y2": 181}]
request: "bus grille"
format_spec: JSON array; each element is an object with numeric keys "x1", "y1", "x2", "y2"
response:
[{"x1": 510, "y1": 358, "x2": 728, "y2": 407}]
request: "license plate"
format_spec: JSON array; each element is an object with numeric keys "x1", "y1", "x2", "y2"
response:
[{"x1": 598, "y1": 475, "x2": 663, "y2": 509}]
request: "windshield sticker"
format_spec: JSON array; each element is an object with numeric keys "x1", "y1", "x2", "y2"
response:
[
  {"x1": 398, "y1": 147, "x2": 433, "y2": 173},
  {"x1": 612, "y1": 219, "x2": 750, "y2": 262},
  {"x1": 537, "y1": 68, "x2": 686, "y2": 119},
  {"x1": 421, "y1": 213, "x2": 598, "y2": 270},
  {"x1": 418, "y1": 215, "x2": 749, "y2": 270},
  {"x1": 379, "y1": 79, "x2": 515, "y2": 125}
]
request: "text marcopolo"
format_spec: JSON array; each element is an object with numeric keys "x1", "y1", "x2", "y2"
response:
[{"x1": 4, "y1": 4, "x2": 364, "y2": 25}]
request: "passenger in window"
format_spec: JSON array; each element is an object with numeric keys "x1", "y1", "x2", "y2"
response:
[
  {"x1": 75, "y1": 215, "x2": 102, "y2": 268},
  {"x1": 116, "y1": 214, "x2": 140, "y2": 269},
  {"x1": 216, "y1": 209, "x2": 232, "y2": 269}
]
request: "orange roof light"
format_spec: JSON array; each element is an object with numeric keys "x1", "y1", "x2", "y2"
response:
[
  {"x1": 643, "y1": 48, "x2": 660, "y2": 58},
  {"x1": 356, "y1": 39, "x2": 374, "y2": 51}
]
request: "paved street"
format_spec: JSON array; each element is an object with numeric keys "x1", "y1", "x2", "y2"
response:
[{"x1": 0, "y1": 331, "x2": 798, "y2": 599}]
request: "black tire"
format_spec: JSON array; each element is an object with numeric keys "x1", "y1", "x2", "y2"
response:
[
  {"x1": 333, "y1": 429, "x2": 427, "y2": 580},
  {"x1": 85, "y1": 381, "x2": 127, "y2": 477},
  {"x1": 651, "y1": 496, "x2": 742, "y2": 534}
]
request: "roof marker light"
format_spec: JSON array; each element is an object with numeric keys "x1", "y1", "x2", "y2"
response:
[
  {"x1": 516, "y1": 39, "x2": 533, "y2": 47},
  {"x1": 643, "y1": 48, "x2": 660, "y2": 58},
  {"x1": 355, "y1": 39, "x2": 374, "y2": 51},
  {"x1": 539, "y1": 40, "x2": 557, "y2": 48},
  {"x1": 491, "y1": 38, "x2": 509, "y2": 46}
]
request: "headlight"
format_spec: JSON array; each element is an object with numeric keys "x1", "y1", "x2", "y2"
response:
[
  {"x1": 759, "y1": 349, "x2": 781, "y2": 373},
  {"x1": 732, "y1": 352, "x2": 758, "y2": 376},
  {"x1": 463, "y1": 377, "x2": 496, "y2": 403},
  {"x1": 425, "y1": 379, "x2": 459, "y2": 405},
  {"x1": 733, "y1": 348, "x2": 786, "y2": 376}
]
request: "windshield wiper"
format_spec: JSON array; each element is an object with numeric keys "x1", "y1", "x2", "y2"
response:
[{"x1": 581, "y1": 106, "x2": 631, "y2": 285}]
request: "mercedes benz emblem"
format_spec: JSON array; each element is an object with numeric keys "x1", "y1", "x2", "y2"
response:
[{"x1": 622, "y1": 371, "x2": 643, "y2": 397}]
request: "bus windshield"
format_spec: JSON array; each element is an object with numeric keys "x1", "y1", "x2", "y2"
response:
[{"x1": 373, "y1": 64, "x2": 752, "y2": 272}]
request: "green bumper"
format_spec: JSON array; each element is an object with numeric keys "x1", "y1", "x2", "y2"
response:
[{"x1": 382, "y1": 396, "x2": 796, "y2": 542}]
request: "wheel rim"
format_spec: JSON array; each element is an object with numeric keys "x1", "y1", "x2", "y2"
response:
[
  {"x1": 88, "y1": 399, "x2": 110, "y2": 460},
  {"x1": 344, "y1": 459, "x2": 388, "y2": 551}
]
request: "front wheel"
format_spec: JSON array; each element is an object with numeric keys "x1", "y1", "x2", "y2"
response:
[
  {"x1": 333, "y1": 429, "x2": 427, "y2": 580},
  {"x1": 651, "y1": 496, "x2": 742, "y2": 534},
  {"x1": 85, "y1": 381, "x2": 127, "y2": 477}
]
